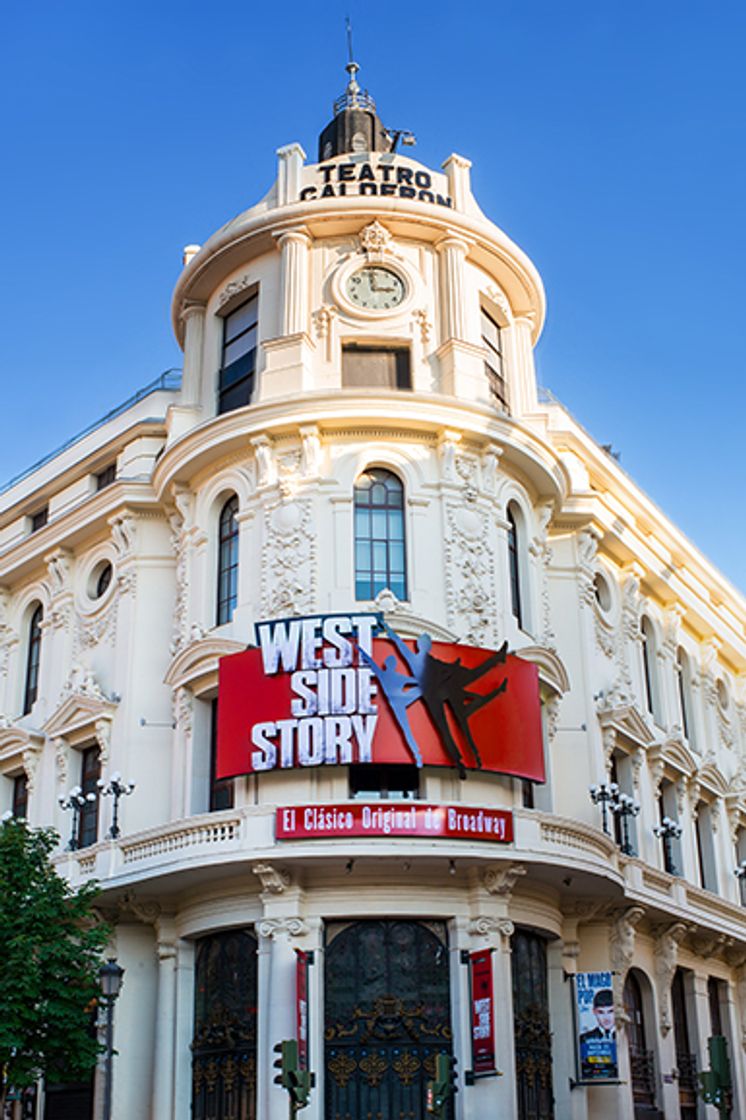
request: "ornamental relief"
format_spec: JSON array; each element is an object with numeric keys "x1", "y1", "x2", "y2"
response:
[
  {"x1": 443, "y1": 493, "x2": 495, "y2": 647},
  {"x1": 261, "y1": 498, "x2": 316, "y2": 619}
]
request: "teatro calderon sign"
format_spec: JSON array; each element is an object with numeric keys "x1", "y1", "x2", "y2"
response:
[
  {"x1": 216, "y1": 613, "x2": 544, "y2": 782},
  {"x1": 299, "y1": 161, "x2": 453, "y2": 207}
]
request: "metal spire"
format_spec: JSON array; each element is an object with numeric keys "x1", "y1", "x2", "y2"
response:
[{"x1": 343, "y1": 17, "x2": 362, "y2": 108}]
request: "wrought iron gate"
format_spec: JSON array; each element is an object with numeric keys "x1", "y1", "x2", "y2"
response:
[
  {"x1": 511, "y1": 929, "x2": 554, "y2": 1120},
  {"x1": 325, "y1": 920, "x2": 453, "y2": 1120},
  {"x1": 192, "y1": 929, "x2": 257, "y2": 1120}
]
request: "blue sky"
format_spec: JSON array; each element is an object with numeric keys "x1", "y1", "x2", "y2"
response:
[{"x1": 2, "y1": 1, "x2": 744, "y2": 591}]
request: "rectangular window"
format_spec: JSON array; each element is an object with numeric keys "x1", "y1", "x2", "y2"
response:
[
  {"x1": 95, "y1": 463, "x2": 117, "y2": 491},
  {"x1": 695, "y1": 802, "x2": 718, "y2": 892},
  {"x1": 12, "y1": 774, "x2": 28, "y2": 819},
  {"x1": 342, "y1": 345, "x2": 411, "y2": 390},
  {"x1": 30, "y1": 506, "x2": 48, "y2": 533},
  {"x1": 210, "y1": 700, "x2": 234, "y2": 811},
  {"x1": 481, "y1": 308, "x2": 509, "y2": 412},
  {"x1": 349, "y1": 763, "x2": 419, "y2": 800},
  {"x1": 218, "y1": 295, "x2": 258, "y2": 414},
  {"x1": 78, "y1": 747, "x2": 100, "y2": 849}
]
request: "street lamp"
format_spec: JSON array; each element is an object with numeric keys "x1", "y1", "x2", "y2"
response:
[
  {"x1": 58, "y1": 786, "x2": 96, "y2": 851},
  {"x1": 97, "y1": 773, "x2": 135, "y2": 840},
  {"x1": 734, "y1": 860, "x2": 746, "y2": 905},
  {"x1": 612, "y1": 792, "x2": 641, "y2": 856},
  {"x1": 589, "y1": 782, "x2": 619, "y2": 835},
  {"x1": 653, "y1": 816, "x2": 683, "y2": 875},
  {"x1": 98, "y1": 959, "x2": 125, "y2": 1120}
]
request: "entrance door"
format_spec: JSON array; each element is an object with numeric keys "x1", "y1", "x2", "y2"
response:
[
  {"x1": 325, "y1": 920, "x2": 453, "y2": 1120},
  {"x1": 511, "y1": 929, "x2": 554, "y2": 1120},
  {"x1": 671, "y1": 969, "x2": 697, "y2": 1120}
]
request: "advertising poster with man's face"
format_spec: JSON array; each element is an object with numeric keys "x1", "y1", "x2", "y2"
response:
[{"x1": 576, "y1": 971, "x2": 618, "y2": 1083}]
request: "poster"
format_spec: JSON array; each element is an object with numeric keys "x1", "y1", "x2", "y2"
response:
[
  {"x1": 296, "y1": 949, "x2": 309, "y2": 1070},
  {"x1": 575, "y1": 971, "x2": 618, "y2": 1083},
  {"x1": 470, "y1": 949, "x2": 496, "y2": 1074}
]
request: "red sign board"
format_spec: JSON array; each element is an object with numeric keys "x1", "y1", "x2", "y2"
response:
[
  {"x1": 470, "y1": 950, "x2": 497, "y2": 1074},
  {"x1": 296, "y1": 949, "x2": 309, "y2": 1070},
  {"x1": 276, "y1": 803, "x2": 513, "y2": 843},
  {"x1": 217, "y1": 615, "x2": 543, "y2": 782}
]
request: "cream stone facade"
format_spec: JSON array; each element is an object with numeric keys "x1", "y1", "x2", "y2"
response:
[{"x1": 2, "y1": 67, "x2": 746, "y2": 1120}]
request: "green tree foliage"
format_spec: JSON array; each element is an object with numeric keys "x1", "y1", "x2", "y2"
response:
[{"x1": 0, "y1": 817, "x2": 111, "y2": 1111}]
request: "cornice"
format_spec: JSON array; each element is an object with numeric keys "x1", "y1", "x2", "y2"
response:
[{"x1": 152, "y1": 391, "x2": 569, "y2": 506}]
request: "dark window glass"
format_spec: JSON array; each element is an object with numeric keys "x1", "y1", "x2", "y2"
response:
[
  {"x1": 624, "y1": 971, "x2": 657, "y2": 1110},
  {"x1": 77, "y1": 747, "x2": 100, "y2": 849},
  {"x1": 349, "y1": 764, "x2": 420, "y2": 800},
  {"x1": 218, "y1": 296, "x2": 258, "y2": 414},
  {"x1": 353, "y1": 469, "x2": 407, "y2": 601},
  {"x1": 12, "y1": 774, "x2": 28, "y2": 819},
  {"x1": 342, "y1": 345, "x2": 411, "y2": 389},
  {"x1": 95, "y1": 463, "x2": 116, "y2": 491},
  {"x1": 22, "y1": 605, "x2": 43, "y2": 715},
  {"x1": 676, "y1": 649, "x2": 690, "y2": 740},
  {"x1": 30, "y1": 507, "x2": 48, "y2": 533},
  {"x1": 216, "y1": 496, "x2": 239, "y2": 626},
  {"x1": 641, "y1": 617, "x2": 655, "y2": 716},
  {"x1": 95, "y1": 563, "x2": 113, "y2": 598},
  {"x1": 521, "y1": 779, "x2": 535, "y2": 809},
  {"x1": 708, "y1": 978, "x2": 723, "y2": 1036},
  {"x1": 511, "y1": 929, "x2": 553, "y2": 1120},
  {"x1": 481, "y1": 308, "x2": 509, "y2": 411},
  {"x1": 210, "y1": 699, "x2": 234, "y2": 812},
  {"x1": 507, "y1": 504, "x2": 523, "y2": 628}
]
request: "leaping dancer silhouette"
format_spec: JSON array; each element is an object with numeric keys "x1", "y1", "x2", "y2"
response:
[{"x1": 358, "y1": 647, "x2": 423, "y2": 766}]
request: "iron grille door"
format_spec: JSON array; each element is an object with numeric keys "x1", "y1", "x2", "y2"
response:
[
  {"x1": 192, "y1": 929, "x2": 257, "y2": 1120},
  {"x1": 325, "y1": 920, "x2": 453, "y2": 1120},
  {"x1": 511, "y1": 929, "x2": 554, "y2": 1120}
]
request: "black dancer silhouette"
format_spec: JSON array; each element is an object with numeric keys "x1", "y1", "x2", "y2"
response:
[
  {"x1": 379, "y1": 621, "x2": 509, "y2": 778},
  {"x1": 358, "y1": 647, "x2": 424, "y2": 766}
]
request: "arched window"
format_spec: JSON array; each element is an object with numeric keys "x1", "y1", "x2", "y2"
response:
[
  {"x1": 675, "y1": 648, "x2": 692, "y2": 742},
  {"x1": 354, "y1": 469, "x2": 407, "y2": 601},
  {"x1": 624, "y1": 971, "x2": 657, "y2": 1113},
  {"x1": 22, "y1": 604, "x2": 43, "y2": 715},
  {"x1": 216, "y1": 496, "x2": 239, "y2": 626},
  {"x1": 507, "y1": 503, "x2": 523, "y2": 629},
  {"x1": 640, "y1": 616, "x2": 657, "y2": 719}
]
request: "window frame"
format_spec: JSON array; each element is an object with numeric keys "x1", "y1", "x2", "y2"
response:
[
  {"x1": 22, "y1": 604, "x2": 43, "y2": 715},
  {"x1": 507, "y1": 502, "x2": 523, "y2": 629},
  {"x1": 353, "y1": 468, "x2": 408, "y2": 602},
  {"x1": 218, "y1": 293, "x2": 258, "y2": 414},
  {"x1": 216, "y1": 495, "x2": 240, "y2": 626},
  {"x1": 480, "y1": 306, "x2": 509, "y2": 412},
  {"x1": 77, "y1": 746, "x2": 100, "y2": 849},
  {"x1": 341, "y1": 343, "x2": 412, "y2": 390}
]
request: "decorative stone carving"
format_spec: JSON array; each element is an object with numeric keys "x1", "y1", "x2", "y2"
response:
[
  {"x1": 438, "y1": 431, "x2": 461, "y2": 482},
  {"x1": 119, "y1": 891, "x2": 162, "y2": 925},
  {"x1": 359, "y1": 219, "x2": 392, "y2": 256},
  {"x1": 300, "y1": 426, "x2": 321, "y2": 477},
  {"x1": 261, "y1": 499, "x2": 316, "y2": 618},
  {"x1": 253, "y1": 862, "x2": 292, "y2": 894},
  {"x1": 173, "y1": 688, "x2": 193, "y2": 741},
  {"x1": 653, "y1": 922, "x2": 688, "y2": 1034},
  {"x1": 109, "y1": 513, "x2": 137, "y2": 559},
  {"x1": 443, "y1": 497, "x2": 494, "y2": 646},
  {"x1": 54, "y1": 738, "x2": 68, "y2": 785},
  {"x1": 412, "y1": 308, "x2": 431, "y2": 344},
  {"x1": 621, "y1": 572, "x2": 642, "y2": 643},
  {"x1": 484, "y1": 284, "x2": 511, "y2": 320},
  {"x1": 45, "y1": 548, "x2": 72, "y2": 596},
  {"x1": 75, "y1": 599, "x2": 117, "y2": 649},
  {"x1": 313, "y1": 306, "x2": 337, "y2": 360},
  {"x1": 609, "y1": 906, "x2": 645, "y2": 1018},
  {"x1": 374, "y1": 587, "x2": 399, "y2": 615},
  {"x1": 468, "y1": 916, "x2": 514, "y2": 948},
  {"x1": 257, "y1": 917, "x2": 309, "y2": 939},
  {"x1": 577, "y1": 528, "x2": 600, "y2": 609},
  {"x1": 62, "y1": 664, "x2": 107, "y2": 702},
  {"x1": 22, "y1": 740, "x2": 43, "y2": 794},
  {"x1": 252, "y1": 436, "x2": 276, "y2": 488},
  {"x1": 483, "y1": 864, "x2": 526, "y2": 897},
  {"x1": 217, "y1": 273, "x2": 255, "y2": 309},
  {"x1": 168, "y1": 505, "x2": 189, "y2": 656},
  {"x1": 0, "y1": 588, "x2": 18, "y2": 677},
  {"x1": 94, "y1": 717, "x2": 112, "y2": 767},
  {"x1": 480, "y1": 448, "x2": 502, "y2": 495}
]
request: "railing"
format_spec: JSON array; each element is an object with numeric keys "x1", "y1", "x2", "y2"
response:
[
  {"x1": 121, "y1": 815, "x2": 242, "y2": 864},
  {"x1": 1, "y1": 368, "x2": 182, "y2": 492},
  {"x1": 538, "y1": 816, "x2": 617, "y2": 862},
  {"x1": 629, "y1": 1046, "x2": 657, "y2": 1106}
]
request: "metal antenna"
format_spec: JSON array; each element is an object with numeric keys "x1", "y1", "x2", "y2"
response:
[
  {"x1": 345, "y1": 16, "x2": 354, "y2": 65},
  {"x1": 343, "y1": 15, "x2": 361, "y2": 107}
]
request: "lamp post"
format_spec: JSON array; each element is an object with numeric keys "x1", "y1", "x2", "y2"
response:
[
  {"x1": 99, "y1": 958, "x2": 125, "y2": 1120},
  {"x1": 653, "y1": 816, "x2": 683, "y2": 875},
  {"x1": 589, "y1": 782, "x2": 619, "y2": 835},
  {"x1": 58, "y1": 786, "x2": 96, "y2": 851},
  {"x1": 97, "y1": 773, "x2": 135, "y2": 840},
  {"x1": 734, "y1": 860, "x2": 746, "y2": 905},
  {"x1": 612, "y1": 792, "x2": 641, "y2": 855}
]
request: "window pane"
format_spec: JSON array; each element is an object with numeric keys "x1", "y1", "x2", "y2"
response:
[
  {"x1": 224, "y1": 297, "x2": 258, "y2": 343},
  {"x1": 223, "y1": 331, "x2": 257, "y2": 368},
  {"x1": 371, "y1": 509, "x2": 388, "y2": 538}
]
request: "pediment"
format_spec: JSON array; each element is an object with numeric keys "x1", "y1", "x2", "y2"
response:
[
  {"x1": 514, "y1": 645, "x2": 570, "y2": 696},
  {"x1": 44, "y1": 692, "x2": 116, "y2": 741},
  {"x1": 697, "y1": 761, "x2": 729, "y2": 798},
  {"x1": 0, "y1": 724, "x2": 43, "y2": 765},
  {"x1": 597, "y1": 702, "x2": 655, "y2": 749},
  {"x1": 164, "y1": 636, "x2": 247, "y2": 691},
  {"x1": 659, "y1": 737, "x2": 698, "y2": 777}
]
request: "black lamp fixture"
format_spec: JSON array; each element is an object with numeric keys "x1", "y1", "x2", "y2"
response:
[
  {"x1": 97, "y1": 772, "x2": 135, "y2": 840},
  {"x1": 589, "y1": 782, "x2": 618, "y2": 835},
  {"x1": 58, "y1": 786, "x2": 96, "y2": 851},
  {"x1": 612, "y1": 792, "x2": 641, "y2": 856},
  {"x1": 734, "y1": 860, "x2": 746, "y2": 903},
  {"x1": 98, "y1": 958, "x2": 125, "y2": 1120},
  {"x1": 653, "y1": 816, "x2": 683, "y2": 875}
]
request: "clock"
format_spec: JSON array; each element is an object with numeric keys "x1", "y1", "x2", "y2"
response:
[{"x1": 346, "y1": 266, "x2": 406, "y2": 310}]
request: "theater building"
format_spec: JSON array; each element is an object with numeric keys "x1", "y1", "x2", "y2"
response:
[{"x1": 2, "y1": 61, "x2": 746, "y2": 1120}]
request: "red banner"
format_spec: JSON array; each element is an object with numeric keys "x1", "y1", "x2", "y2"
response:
[
  {"x1": 216, "y1": 616, "x2": 543, "y2": 782},
  {"x1": 276, "y1": 803, "x2": 513, "y2": 842},
  {"x1": 296, "y1": 949, "x2": 309, "y2": 1070},
  {"x1": 471, "y1": 950, "x2": 496, "y2": 1074}
]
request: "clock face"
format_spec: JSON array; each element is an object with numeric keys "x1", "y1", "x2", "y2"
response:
[{"x1": 346, "y1": 266, "x2": 405, "y2": 310}]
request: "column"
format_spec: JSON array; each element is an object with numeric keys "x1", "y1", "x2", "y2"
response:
[
  {"x1": 437, "y1": 235, "x2": 468, "y2": 343},
  {"x1": 276, "y1": 143, "x2": 307, "y2": 207},
  {"x1": 257, "y1": 917, "x2": 309, "y2": 1120},
  {"x1": 442, "y1": 153, "x2": 472, "y2": 212},
  {"x1": 278, "y1": 228, "x2": 311, "y2": 337},
  {"x1": 179, "y1": 302, "x2": 205, "y2": 407},
  {"x1": 151, "y1": 918, "x2": 178, "y2": 1120},
  {"x1": 509, "y1": 313, "x2": 539, "y2": 414},
  {"x1": 435, "y1": 234, "x2": 486, "y2": 402}
]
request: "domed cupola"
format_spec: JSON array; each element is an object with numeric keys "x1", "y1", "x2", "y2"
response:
[{"x1": 318, "y1": 58, "x2": 392, "y2": 160}]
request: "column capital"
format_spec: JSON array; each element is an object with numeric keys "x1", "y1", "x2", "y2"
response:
[
  {"x1": 275, "y1": 225, "x2": 312, "y2": 249},
  {"x1": 435, "y1": 232, "x2": 470, "y2": 256}
]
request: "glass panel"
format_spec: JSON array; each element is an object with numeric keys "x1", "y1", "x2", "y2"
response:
[
  {"x1": 218, "y1": 377, "x2": 253, "y2": 415},
  {"x1": 223, "y1": 330, "x2": 257, "y2": 367},
  {"x1": 371, "y1": 509, "x2": 388, "y2": 537},
  {"x1": 224, "y1": 297, "x2": 258, "y2": 343}
]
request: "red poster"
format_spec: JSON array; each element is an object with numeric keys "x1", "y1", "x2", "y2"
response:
[
  {"x1": 471, "y1": 950, "x2": 496, "y2": 1074},
  {"x1": 296, "y1": 949, "x2": 309, "y2": 1070},
  {"x1": 217, "y1": 615, "x2": 543, "y2": 782},
  {"x1": 276, "y1": 803, "x2": 512, "y2": 843}
]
